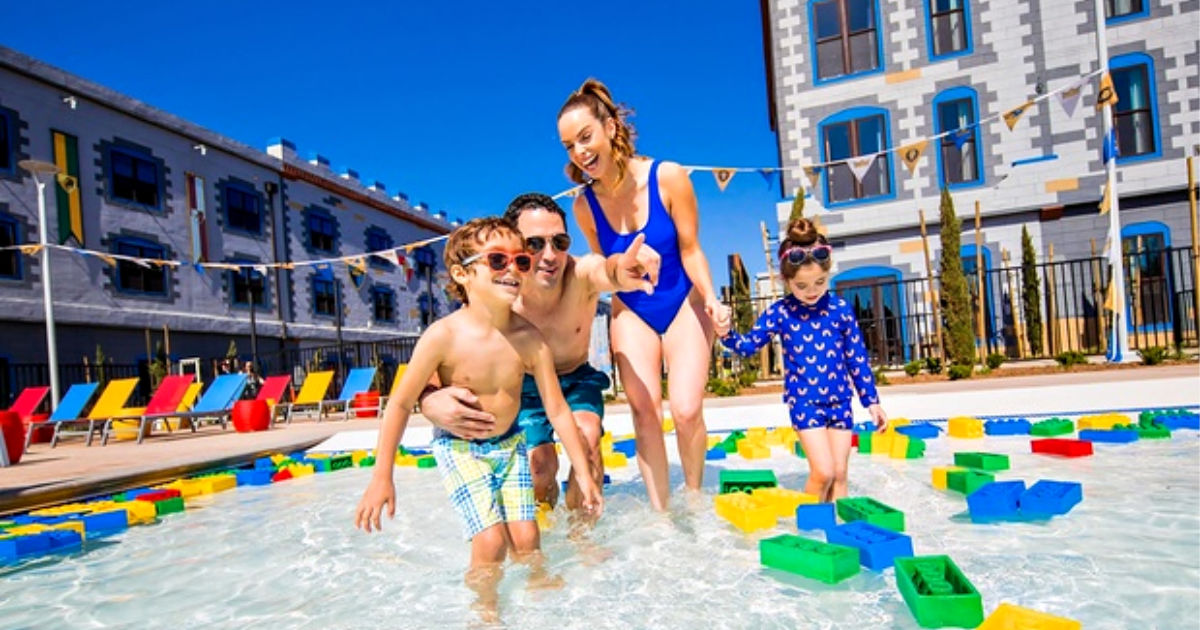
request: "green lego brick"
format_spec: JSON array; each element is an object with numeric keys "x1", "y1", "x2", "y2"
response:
[
  {"x1": 953, "y1": 452, "x2": 1010, "y2": 471},
  {"x1": 358, "y1": 455, "x2": 376, "y2": 467},
  {"x1": 793, "y1": 441, "x2": 806, "y2": 458},
  {"x1": 330, "y1": 454, "x2": 354, "y2": 471},
  {"x1": 152, "y1": 497, "x2": 185, "y2": 516},
  {"x1": 719, "y1": 430, "x2": 746, "y2": 454},
  {"x1": 835, "y1": 497, "x2": 905, "y2": 532},
  {"x1": 895, "y1": 555, "x2": 984, "y2": 628},
  {"x1": 1134, "y1": 417, "x2": 1171, "y2": 439},
  {"x1": 759, "y1": 534, "x2": 860, "y2": 584},
  {"x1": 856, "y1": 431, "x2": 873, "y2": 454},
  {"x1": 946, "y1": 470, "x2": 994, "y2": 496},
  {"x1": 1030, "y1": 418, "x2": 1074, "y2": 436},
  {"x1": 905, "y1": 437, "x2": 926, "y2": 459},
  {"x1": 416, "y1": 455, "x2": 437, "y2": 469},
  {"x1": 719, "y1": 469, "x2": 778, "y2": 494}
]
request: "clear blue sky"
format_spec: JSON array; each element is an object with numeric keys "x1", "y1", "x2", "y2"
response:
[{"x1": 4, "y1": 0, "x2": 786, "y2": 287}]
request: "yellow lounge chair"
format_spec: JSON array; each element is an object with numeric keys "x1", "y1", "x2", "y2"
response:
[
  {"x1": 282, "y1": 370, "x2": 334, "y2": 424},
  {"x1": 51, "y1": 378, "x2": 140, "y2": 447}
]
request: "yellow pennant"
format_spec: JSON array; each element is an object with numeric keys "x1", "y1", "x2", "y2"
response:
[
  {"x1": 346, "y1": 256, "x2": 366, "y2": 275},
  {"x1": 18, "y1": 244, "x2": 43, "y2": 256},
  {"x1": 564, "y1": 187, "x2": 581, "y2": 199},
  {"x1": 95, "y1": 253, "x2": 117, "y2": 267},
  {"x1": 279, "y1": 262, "x2": 295, "y2": 270},
  {"x1": 1002, "y1": 100, "x2": 1035, "y2": 131},
  {"x1": 712, "y1": 168, "x2": 736, "y2": 192},
  {"x1": 1098, "y1": 181, "x2": 1111, "y2": 215},
  {"x1": 899, "y1": 140, "x2": 928, "y2": 176},
  {"x1": 1095, "y1": 73, "x2": 1118, "y2": 110},
  {"x1": 803, "y1": 165, "x2": 821, "y2": 190},
  {"x1": 1102, "y1": 279, "x2": 1114, "y2": 311}
]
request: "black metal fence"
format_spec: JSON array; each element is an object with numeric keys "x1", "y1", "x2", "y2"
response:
[
  {"x1": 727, "y1": 246, "x2": 1198, "y2": 370},
  {"x1": 0, "y1": 361, "x2": 145, "y2": 411}
]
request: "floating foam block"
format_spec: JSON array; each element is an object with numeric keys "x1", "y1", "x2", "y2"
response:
[
  {"x1": 932, "y1": 466, "x2": 966, "y2": 490},
  {"x1": 825, "y1": 521, "x2": 914, "y2": 570},
  {"x1": 719, "y1": 469, "x2": 777, "y2": 494},
  {"x1": 954, "y1": 452, "x2": 1010, "y2": 471},
  {"x1": 759, "y1": 534, "x2": 860, "y2": 584},
  {"x1": 871, "y1": 431, "x2": 894, "y2": 455},
  {"x1": 1030, "y1": 418, "x2": 1074, "y2": 437},
  {"x1": 947, "y1": 470, "x2": 994, "y2": 496},
  {"x1": 856, "y1": 431, "x2": 873, "y2": 454},
  {"x1": 235, "y1": 469, "x2": 274, "y2": 486},
  {"x1": 852, "y1": 422, "x2": 876, "y2": 434},
  {"x1": 796, "y1": 502, "x2": 837, "y2": 531},
  {"x1": 977, "y1": 602, "x2": 1081, "y2": 630},
  {"x1": 79, "y1": 510, "x2": 129, "y2": 537},
  {"x1": 895, "y1": 555, "x2": 984, "y2": 629},
  {"x1": 1019, "y1": 480, "x2": 1082, "y2": 518},
  {"x1": 751, "y1": 487, "x2": 818, "y2": 519},
  {"x1": 0, "y1": 533, "x2": 51, "y2": 562},
  {"x1": 836, "y1": 497, "x2": 905, "y2": 532},
  {"x1": 714, "y1": 493, "x2": 775, "y2": 533},
  {"x1": 705, "y1": 447, "x2": 727, "y2": 460},
  {"x1": 1077, "y1": 429, "x2": 1138, "y2": 444},
  {"x1": 896, "y1": 423, "x2": 940, "y2": 439},
  {"x1": 719, "y1": 431, "x2": 746, "y2": 454},
  {"x1": 271, "y1": 469, "x2": 294, "y2": 483},
  {"x1": 948, "y1": 416, "x2": 984, "y2": 438},
  {"x1": 1144, "y1": 409, "x2": 1199, "y2": 431},
  {"x1": 984, "y1": 418, "x2": 1031, "y2": 435},
  {"x1": 737, "y1": 440, "x2": 771, "y2": 459},
  {"x1": 602, "y1": 452, "x2": 628, "y2": 469},
  {"x1": 966, "y1": 481, "x2": 1026, "y2": 523},
  {"x1": 350, "y1": 450, "x2": 370, "y2": 466},
  {"x1": 611, "y1": 439, "x2": 637, "y2": 458},
  {"x1": 1077, "y1": 413, "x2": 1130, "y2": 431},
  {"x1": 1031, "y1": 438, "x2": 1093, "y2": 458},
  {"x1": 661, "y1": 417, "x2": 674, "y2": 433}
]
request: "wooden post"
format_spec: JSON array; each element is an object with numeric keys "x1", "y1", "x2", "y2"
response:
[
  {"x1": 918, "y1": 209, "x2": 944, "y2": 361},
  {"x1": 163, "y1": 324, "x2": 172, "y2": 374},
  {"x1": 1002, "y1": 248, "x2": 1025, "y2": 358},
  {"x1": 1046, "y1": 244, "x2": 1058, "y2": 355},
  {"x1": 1090, "y1": 239, "x2": 1108, "y2": 354},
  {"x1": 1189, "y1": 156, "x2": 1199, "y2": 345},
  {"x1": 974, "y1": 201, "x2": 986, "y2": 364},
  {"x1": 144, "y1": 328, "x2": 152, "y2": 374}
]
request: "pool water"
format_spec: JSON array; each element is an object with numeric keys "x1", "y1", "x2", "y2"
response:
[{"x1": 2, "y1": 427, "x2": 1198, "y2": 629}]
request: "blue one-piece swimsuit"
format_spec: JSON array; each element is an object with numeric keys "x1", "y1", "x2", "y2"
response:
[
  {"x1": 721, "y1": 293, "x2": 880, "y2": 430},
  {"x1": 583, "y1": 160, "x2": 693, "y2": 335}
]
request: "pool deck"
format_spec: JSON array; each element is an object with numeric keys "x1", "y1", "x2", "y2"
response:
[{"x1": 2, "y1": 363, "x2": 1196, "y2": 516}]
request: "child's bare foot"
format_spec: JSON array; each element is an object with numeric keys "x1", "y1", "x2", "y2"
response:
[
  {"x1": 465, "y1": 564, "x2": 503, "y2": 624},
  {"x1": 526, "y1": 569, "x2": 565, "y2": 591}
]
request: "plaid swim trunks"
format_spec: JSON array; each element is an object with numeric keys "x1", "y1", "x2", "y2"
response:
[{"x1": 431, "y1": 424, "x2": 537, "y2": 540}]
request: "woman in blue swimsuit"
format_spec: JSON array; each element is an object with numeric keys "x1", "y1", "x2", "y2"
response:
[{"x1": 557, "y1": 79, "x2": 732, "y2": 511}]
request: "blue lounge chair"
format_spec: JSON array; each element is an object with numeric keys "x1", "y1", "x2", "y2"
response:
[
  {"x1": 319, "y1": 367, "x2": 377, "y2": 420},
  {"x1": 169, "y1": 374, "x2": 248, "y2": 432},
  {"x1": 35, "y1": 383, "x2": 100, "y2": 449}
]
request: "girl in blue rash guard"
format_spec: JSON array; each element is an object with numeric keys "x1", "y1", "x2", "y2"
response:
[
  {"x1": 721, "y1": 218, "x2": 889, "y2": 502},
  {"x1": 557, "y1": 79, "x2": 733, "y2": 512}
]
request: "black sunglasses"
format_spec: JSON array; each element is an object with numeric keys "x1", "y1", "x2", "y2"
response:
[
  {"x1": 780, "y1": 244, "x2": 832, "y2": 265},
  {"x1": 462, "y1": 250, "x2": 533, "y2": 272},
  {"x1": 524, "y1": 233, "x2": 572, "y2": 254}
]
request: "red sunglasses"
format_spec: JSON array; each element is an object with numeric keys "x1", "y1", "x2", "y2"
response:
[{"x1": 462, "y1": 250, "x2": 533, "y2": 272}]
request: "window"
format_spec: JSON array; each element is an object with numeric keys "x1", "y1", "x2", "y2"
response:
[
  {"x1": 0, "y1": 111, "x2": 12, "y2": 175},
  {"x1": 230, "y1": 265, "x2": 266, "y2": 307},
  {"x1": 414, "y1": 245, "x2": 437, "y2": 276},
  {"x1": 307, "y1": 210, "x2": 337, "y2": 253},
  {"x1": 1105, "y1": 0, "x2": 1146, "y2": 21},
  {"x1": 927, "y1": 0, "x2": 971, "y2": 59},
  {"x1": 1110, "y1": 54, "x2": 1159, "y2": 160},
  {"x1": 934, "y1": 88, "x2": 983, "y2": 188},
  {"x1": 0, "y1": 213, "x2": 20, "y2": 280},
  {"x1": 223, "y1": 183, "x2": 263, "y2": 235},
  {"x1": 313, "y1": 274, "x2": 337, "y2": 317},
  {"x1": 832, "y1": 266, "x2": 906, "y2": 365},
  {"x1": 820, "y1": 108, "x2": 893, "y2": 204},
  {"x1": 113, "y1": 238, "x2": 167, "y2": 295},
  {"x1": 960, "y1": 245, "x2": 996, "y2": 339},
  {"x1": 1122, "y1": 223, "x2": 1171, "y2": 330},
  {"x1": 366, "y1": 227, "x2": 394, "y2": 269},
  {"x1": 108, "y1": 146, "x2": 161, "y2": 209},
  {"x1": 372, "y1": 286, "x2": 396, "y2": 323},
  {"x1": 811, "y1": 0, "x2": 882, "y2": 83}
]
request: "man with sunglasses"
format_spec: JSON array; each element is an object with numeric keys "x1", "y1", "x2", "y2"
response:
[{"x1": 420, "y1": 192, "x2": 659, "y2": 513}]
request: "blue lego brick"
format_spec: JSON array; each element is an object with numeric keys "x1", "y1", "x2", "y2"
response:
[
  {"x1": 705, "y1": 447, "x2": 727, "y2": 460},
  {"x1": 1078, "y1": 429, "x2": 1139, "y2": 443},
  {"x1": 305, "y1": 458, "x2": 332, "y2": 473},
  {"x1": 984, "y1": 418, "x2": 1032, "y2": 435},
  {"x1": 254, "y1": 457, "x2": 276, "y2": 470},
  {"x1": 1158, "y1": 411, "x2": 1199, "y2": 431},
  {"x1": 0, "y1": 533, "x2": 51, "y2": 562},
  {"x1": 896, "y1": 423, "x2": 941, "y2": 439},
  {"x1": 611, "y1": 440, "x2": 637, "y2": 457},
  {"x1": 966, "y1": 481, "x2": 1026, "y2": 523},
  {"x1": 122, "y1": 488, "x2": 157, "y2": 500},
  {"x1": 1019, "y1": 480, "x2": 1083, "y2": 519},
  {"x1": 43, "y1": 530, "x2": 83, "y2": 554},
  {"x1": 235, "y1": 469, "x2": 274, "y2": 486},
  {"x1": 796, "y1": 502, "x2": 837, "y2": 531},
  {"x1": 80, "y1": 510, "x2": 129, "y2": 537},
  {"x1": 825, "y1": 521, "x2": 914, "y2": 570}
]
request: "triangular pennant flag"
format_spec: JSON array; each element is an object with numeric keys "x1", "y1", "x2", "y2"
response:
[
  {"x1": 130, "y1": 258, "x2": 152, "y2": 269},
  {"x1": 252, "y1": 264, "x2": 269, "y2": 277},
  {"x1": 376, "y1": 249, "x2": 401, "y2": 266},
  {"x1": 280, "y1": 262, "x2": 295, "y2": 270},
  {"x1": 1057, "y1": 78, "x2": 1086, "y2": 118},
  {"x1": 758, "y1": 169, "x2": 775, "y2": 189},
  {"x1": 1095, "y1": 72, "x2": 1118, "y2": 110},
  {"x1": 950, "y1": 128, "x2": 973, "y2": 151},
  {"x1": 94, "y1": 253, "x2": 117, "y2": 267},
  {"x1": 18, "y1": 244, "x2": 42, "y2": 256},
  {"x1": 846, "y1": 155, "x2": 876, "y2": 183},
  {"x1": 803, "y1": 165, "x2": 823, "y2": 189},
  {"x1": 1098, "y1": 180, "x2": 1112, "y2": 215},
  {"x1": 1102, "y1": 128, "x2": 1120, "y2": 163},
  {"x1": 564, "y1": 187, "x2": 581, "y2": 199},
  {"x1": 712, "y1": 168, "x2": 735, "y2": 191},
  {"x1": 1003, "y1": 100, "x2": 1035, "y2": 131},
  {"x1": 899, "y1": 140, "x2": 928, "y2": 176},
  {"x1": 193, "y1": 263, "x2": 205, "y2": 274}
]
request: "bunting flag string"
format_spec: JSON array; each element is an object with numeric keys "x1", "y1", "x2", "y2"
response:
[
  {"x1": 846, "y1": 155, "x2": 877, "y2": 183},
  {"x1": 1002, "y1": 100, "x2": 1035, "y2": 131},
  {"x1": 712, "y1": 168, "x2": 736, "y2": 192},
  {"x1": 899, "y1": 140, "x2": 928, "y2": 176},
  {"x1": 1056, "y1": 78, "x2": 1086, "y2": 118},
  {"x1": 1095, "y1": 72, "x2": 1118, "y2": 110}
]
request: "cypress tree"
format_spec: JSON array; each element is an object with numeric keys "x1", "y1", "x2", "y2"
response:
[
  {"x1": 1020, "y1": 226, "x2": 1044, "y2": 355},
  {"x1": 789, "y1": 186, "x2": 805, "y2": 222},
  {"x1": 937, "y1": 188, "x2": 976, "y2": 365}
]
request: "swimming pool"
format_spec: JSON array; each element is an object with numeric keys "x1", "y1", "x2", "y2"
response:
[{"x1": 3, "y1": 417, "x2": 1197, "y2": 629}]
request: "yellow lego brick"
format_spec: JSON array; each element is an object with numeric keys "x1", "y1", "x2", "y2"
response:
[
  {"x1": 751, "y1": 487, "x2": 819, "y2": 519},
  {"x1": 47, "y1": 521, "x2": 87, "y2": 539},
  {"x1": 888, "y1": 433, "x2": 911, "y2": 459},
  {"x1": 602, "y1": 452, "x2": 628, "y2": 469},
  {"x1": 1077, "y1": 413, "x2": 1130, "y2": 430},
  {"x1": 662, "y1": 417, "x2": 675, "y2": 433},
  {"x1": 5, "y1": 524, "x2": 50, "y2": 536},
  {"x1": 714, "y1": 493, "x2": 776, "y2": 533},
  {"x1": 948, "y1": 416, "x2": 984, "y2": 438},
  {"x1": 394, "y1": 454, "x2": 419, "y2": 467},
  {"x1": 745, "y1": 427, "x2": 767, "y2": 441},
  {"x1": 707, "y1": 435, "x2": 723, "y2": 449},
  {"x1": 600, "y1": 433, "x2": 614, "y2": 454},
  {"x1": 737, "y1": 440, "x2": 771, "y2": 459},
  {"x1": 932, "y1": 466, "x2": 966, "y2": 490},
  {"x1": 287, "y1": 463, "x2": 315, "y2": 477},
  {"x1": 350, "y1": 450, "x2": 370, "y2": 466},
  {"x1": 270, "y1": 454, "x2": 289, "y2": 465},
  {"x1": 890, "y1": 417, "x2": 911, "y2": 427},
  {"x1": 871, "y1": 430, "x2": 894, "y2": 456},
  {"x1": 977, "y1": 603, "x2": 1081, "y2": 630},
  {"x1": 191, "y1": 474, "x2": 237, "y2": 494},
  {"x1": 770, "y1": 426, "x2": 797, "y2": 446},
  {"x1": 159, "y1": 479, "x2": 204, "y2": 499},
  {"x1": 305, "y1": 452, "x2": 330, "y2": 460},
  {"x1": 535, "y1": 502, "x2": 553, "y2": 531},
  {"x1": 114, "y1": 501, "x2": 157, "y2": 525}
]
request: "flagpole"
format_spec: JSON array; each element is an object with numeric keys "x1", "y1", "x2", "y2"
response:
[
  {"x1": 18, "y1": 160, "x2": 63, "y2": 408},
  {"x1": 1094, "y1": 0, "x2": 1132, "y2": 362}
]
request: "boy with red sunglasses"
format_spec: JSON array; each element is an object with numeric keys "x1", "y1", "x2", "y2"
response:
[{"x1": 355, "y1": 217, "x2": 603, "y2": 623}]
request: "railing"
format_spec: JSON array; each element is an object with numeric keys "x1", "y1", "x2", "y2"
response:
[{"x1": 0, "y1": 362, "x2": 145, "y2": 409}]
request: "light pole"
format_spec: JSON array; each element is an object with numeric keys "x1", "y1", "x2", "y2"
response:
[{"x1": 18, "y1": 160, "x2": 64, "y2": 407}]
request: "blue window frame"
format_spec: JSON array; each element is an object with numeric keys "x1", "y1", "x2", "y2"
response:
[
  {"x1": 371, "y1": 286, "x2": 396, "y2": 323},
  {"x1": 925, "y1": 0, "x2": 972, "y2": 60},
  {"x1": 831, "y1": 265, "x2": 908, "y2": 364},
  {"x1": 1105, "y1": 0, "x2": 1148, "y2": 23},
  {"x1": 366, "y1": 227, "x2": 394, "y2": 269},
  {"x1": 0, "y1": 212, "x2": 21, "y2": 280},
  {"x1": 312, "y1": 268, "x2": 337, "y2": 317},
  {"x1": 960, "y1": 244, "x2": 996, "y2": 340},
  {"x1": 933, "y1": 87, "x2": 983, "y2": 188},
  {"x1": 818, "y1": 107, "x2": 894, "y2": 206},
  {"x1": 809, "y1": 0, "x2": 884, "y2": 85},
  {"x1": 107, "y1": 146, "x2": 162, "y2": 209},
  {"x1": 0, "y1": 110, "x2": 13, "y2": 176},
  {"x1": 1110, "y1": 53, "x2": 1160, "y2": 162},
  {"x1": 223, "y1": 182, "x2": 263, "y2": 235},
  {"x1": 229, "y1": 263, "x2": 267, "y2": 307},
  {"x1": 113, "y1": 237, "x2": 167, "y2": 295},
  {"x1": 307, "y1": 209, "x2": 337, "y2": 253},
  {"x1": 1121, "y1": 221, "x2": 1171, "y2": 332}
]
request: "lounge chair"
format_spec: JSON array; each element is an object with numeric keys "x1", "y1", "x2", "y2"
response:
[
  {"x1": 282, "y1": 371, "x2": 334, "y2": 424},
  {"x1": 256, "y1": 375, "x2": 291, "y2": 423},
  {"x1": 377, "y1": 364, "x2": 407, "y2": 414},
  {"x1": 7, "y1": 386, "x2": 50, "y2": 444},
  {"x1": 319, "y1": 367, "x2": 377, "y2": 420},
  {"x1": 100, "y1": 374, "x2": 196, "y2": 445},
  {"x1": 24, "y1": 383, "x2": 99, "y2": 450},
  {"x1": 51, "y1": 378, "x2": 139, "y2": 447},
  {"x1": 163, "y1": 374, "x2": 248, "y2": 433}
]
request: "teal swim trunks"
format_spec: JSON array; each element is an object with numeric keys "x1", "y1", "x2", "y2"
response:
[{"x1": 517, "y1": 363, "x2": 611, "y2": 447}]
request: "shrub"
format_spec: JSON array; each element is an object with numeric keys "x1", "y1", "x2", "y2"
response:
[
  {"x1": 873, "y1": 366, "x2": 890, "y2": 386},
  {"x1": 706, "y1": 377, "x2": 739, "y2": 397},
  {"x1": 948, "y1": 364, "x2": 974, "y2": 380},
  {"x1": 924, "y1": 357, "x2": 944, "y2": 375},
  {"x1": 736, "y1": 370, "x2": 758, "y2": 388},
  {"x1": 904, "y1": 360, "x2": 922, "y2": 377},
  {"x1": 1140, "y1": 346, "x2": 1169, "y2": 366},
  {"x1": 986, "y1": 353, "x2": 1007, "y2": 370},
  {"x1": 1054, "y1": 351, "x2": 1087, "y2": 369}
]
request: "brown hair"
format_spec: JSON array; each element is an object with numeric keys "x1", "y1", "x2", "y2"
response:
[
  {"x1": 443, "y1": 217, "x2": 523, "y2": 304},
  {"x1": 778, "y1": 218, "x2": 832, "y2": 277},
  {"x1": 558, "y1": 78, "x2": 637, "y2": 186}
]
